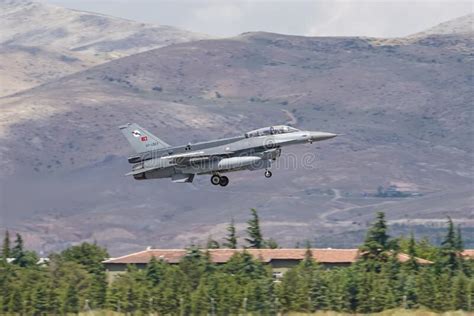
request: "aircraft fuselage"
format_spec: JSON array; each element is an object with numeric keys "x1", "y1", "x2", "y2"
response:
[{"x1": 120, "y1": 124, "x2": 336, "y2": 186}]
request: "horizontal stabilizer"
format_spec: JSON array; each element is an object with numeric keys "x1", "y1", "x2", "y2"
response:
[{"x1": 171, "y1": 174, "x2": 195, "y2": 183}]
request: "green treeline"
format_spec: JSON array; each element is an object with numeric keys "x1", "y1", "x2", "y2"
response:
[{"x1": 0, "y1": 211, "x2": 472, "y2": 315}]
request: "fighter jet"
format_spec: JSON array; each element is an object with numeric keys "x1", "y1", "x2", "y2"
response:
[{"x1": 120, "y1": 123, "x2": 337, "y2": 186}]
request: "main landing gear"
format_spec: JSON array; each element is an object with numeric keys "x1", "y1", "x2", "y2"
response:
[
  {"x1": 210, "y1": 174, "x2": 229, "y2": 187},
  {"x1": 211, "y1": 170, "x2": 272, "y2": 186}
]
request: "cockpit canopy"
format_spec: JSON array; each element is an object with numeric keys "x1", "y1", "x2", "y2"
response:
[{"x1": 245, "y1": 125, "x2": 300, "y2": 138}]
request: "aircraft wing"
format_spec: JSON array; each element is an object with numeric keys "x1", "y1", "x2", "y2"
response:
[
  {"x1": 162, "y1": 150, "x2": 233, "y2": 165},
  {"x1": 125, "y1": 166, "x2": 165, "y2": 176},
  {"x1": 163, "y1": 151, "x2": 207, "y2": 160}
]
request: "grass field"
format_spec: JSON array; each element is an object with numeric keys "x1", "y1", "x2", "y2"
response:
[
  {"x1": 73, "y1": 309, "x2": 471, "y2": 316},
  {"x1": 288, "y1": 310, "x2": 470, "y2": 316}
]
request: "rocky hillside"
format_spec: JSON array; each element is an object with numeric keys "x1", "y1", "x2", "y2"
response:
[
  {"x1": 0, "y1": 13, "x2": 473, "y2": 255},
  {"x1": 0, "y1": 0, "x2": 208, "y2": 96},
  {"x1": 410, "y1": 13, "x2": 473, "y2": 37}
]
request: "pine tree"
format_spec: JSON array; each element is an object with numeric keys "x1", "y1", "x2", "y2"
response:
[
  {"x1": 245, "y1": 208, "x2": 264, "y2": 249},
  {"x1": 468, "y1": 276, "x2": 474, "y2": 311},
  {"x1": 156, "y1": 267, "x2": 190, "y2": 314},
  {"x1": 386, "y1": 252, "x2": 403, "y2": 305},
  {"x1": 382, "y1": 262, "x2": 400, "y2": 309},
  {"x1": 212, "y1": 273, "x2": 242, "y2": 314},
  {"x1": 355, "y1": 270, "x2": 373, "y2": 313},
  {"x1": 105, "y1": 287, "x2": 121, "y2": 312},
  {"x1": 8, "y1": 234, "x2": 38, "y2": 268},
  {"x1": 277, "y1": 267, "x2": 300, "y2": 312},
  {"x1": 452, "y1": 272, "x2": 469, "y2": 310},
  {"x1": 23, "y1": 290, "x2": 33, "y2": 315},
  {"x1": 125, "y1": 286, "x2": 138, "y2": 314},
  {"x1": 293, "y1": 266, "x2": 313, "y2": 312},
  {"x1": 370, "y1": 212, "x2": 390, "y2": 247},
  {"x1": 88, "y1": 272, "x2": 107, "y2": 309},
  {"x1": 359, "y1": 212, "x2": 394, "y2": 271},
  {"x1": 8, "y1": 287, "x2": 23, "y2": 314},
  {"x1": 1, "y1": 231, "x2": 10, "y2": 262},
  {"x1": 223, "y1": 218, "x2": 238, "y2": 249},
  {"x1": 454, "y1": 226, "x2": 464, "y2": 251},
  {"x1": 439, "y1": 217, "x2": 460, "y2": 273},
  {"x1": 191, "y1": 279, "x2": 210, "y2": 315},
  {"x1": 404, "y1": 233, "x2": 419, "y2": 272},
  {"x1": 360, "y1": 212, "x2": 390, "y2": 257},
  {"x1": 416, "y1": 268, "x2": 436, "y2": 309},
  {"x1": 415, "y1": 237, "x2": 439, "y2": 261},
  {"x1": 48, "y1": 288, "x2": 60, "y2": 315},
  {"x1": 245, "y1": 277, "x2": 274, "y2": 314},
  {"x1": 326, "y1": 269, "x2": 351, "y2": 312},
  {"x1": 146, "y1": 256, "x2": 165, "y2": 286},
  {"x1": 265, "y1": 238, "x2": 279, "y2": 249},
  {"x1": 341, "y1": 267, "x2": 359, "y2": 313},
  {"x1": 433, "y1": 272, "x2": 454, "y2": 311},
  {"x1": 60, "y1": 242, "x2": 108, "y2": 307},
  {"x1": 310, "y1": 266, "x2": 328, "y2": 311},
  {"x1": 63, "y1": 284, "x2": 80, "y2": 314},
  {"x1": 11, "y1": 233, "x2": 26, "y2": 266},
  {"x1": 454, "y1": 226, "x2": 466, "y2": 273},
  {"x1": 302, "y1": 241, "x2": 315, "y2": 269},
  {"x1": 206, "y1": 236, "x2": 220, "y2": 249},
  {"x1": 403, "y1": 274, "x2": 418, "y2": 309},
  {"x1": 202, "y1": 250, "x2": 216, "y2": 275},
  {"x1": 60, "y1": 242, "x2": 108, "y2": 274},
  {"x1": 180, "y1": 246, "x2": 206, "y2": 290},
  {"x1": 372, "y1": 271, "x2": 396, "y2": 312},
  {"x1": 33, "y1": 286, "x2": 49, "y2": 315},
  {"x1": 139, "y1": 288, "x2": 152, "y2": 314}
]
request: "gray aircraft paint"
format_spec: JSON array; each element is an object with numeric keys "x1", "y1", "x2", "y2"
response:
[
  {"x1": 119, "y1": 123, "x2": 171, "y2": 153},
  {"x1": 120, "y1": 123, "x2": 336, "y2": 185}
]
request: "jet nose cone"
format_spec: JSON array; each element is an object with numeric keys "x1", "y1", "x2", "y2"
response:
[{"x1": 309, "y1": 132, "x2": 338, "y2": 142}]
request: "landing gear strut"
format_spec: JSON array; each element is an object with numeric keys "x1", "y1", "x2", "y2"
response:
[
  {"x1": 210, "y1": 174, "x2": 230, "y2": 187},
  {"x1": 264, "y1": 170, "x2": 272, "y2": 178}
]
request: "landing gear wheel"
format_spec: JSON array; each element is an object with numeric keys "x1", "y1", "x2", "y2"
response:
[
  {"x1": 211, "y1": 175, "x2": 221, "y2": 185},
  {"x1": 219, "y1": 176, "x2": 229, "y2": 187},
  {"x1": 264, "y1": 170, "x2": 272, "y2": 178}
]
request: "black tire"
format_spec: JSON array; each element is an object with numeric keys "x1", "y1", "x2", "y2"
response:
[
  {"x1": 264, "y1": 170, "x2": 272, "y2": 178},
  {"x1": 211, "y1": 175, "x2": 221, "y2": 185},
  {"x1": 219, "y1": 176, "x2": 229, "y2": 187}
]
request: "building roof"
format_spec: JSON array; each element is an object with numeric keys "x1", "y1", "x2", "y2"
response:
[
  {"x1": 103, "y1": 248, "x2": 432, "y2": 265},
  {"x1": 5, "y1": 258, "x2": 49, "y2": 264},
  {"x1": 462, "y1": 249, "x2": 474, "y2": 259}
]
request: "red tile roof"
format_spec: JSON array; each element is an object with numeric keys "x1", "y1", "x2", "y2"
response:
[
  {"x1": 462, "y1": 250, "x2": 474, "y2": 259},
  {"x1": 396, "y1": 252, "x2": 432, "y2": 265},
  {"x1": 103, "y1": 248, "x2": 432, "y2": 265}
]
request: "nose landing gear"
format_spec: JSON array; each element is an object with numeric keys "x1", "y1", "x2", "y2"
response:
[
  {"x1": 264, "y1": 170, "x2": 272, "y2": 178},
  {"x1": 210, "y1": 174, "x2": 229, "y2": 187}
]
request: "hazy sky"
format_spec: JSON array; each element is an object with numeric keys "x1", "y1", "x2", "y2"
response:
[{"x1": 45, "y1": 0, "x2": 473, "y2": 38}]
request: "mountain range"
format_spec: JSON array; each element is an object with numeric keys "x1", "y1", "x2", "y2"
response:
[
  {"x1": 0, "y1": 1, "x2": 472, "y2": 255},
  {"x1": 0, "y1": 0, "x2": 207, "y2": 96}
]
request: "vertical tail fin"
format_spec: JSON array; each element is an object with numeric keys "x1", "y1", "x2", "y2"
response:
[{"x1": 119, "y1": 123, "x2": 171, "y2": 153}]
